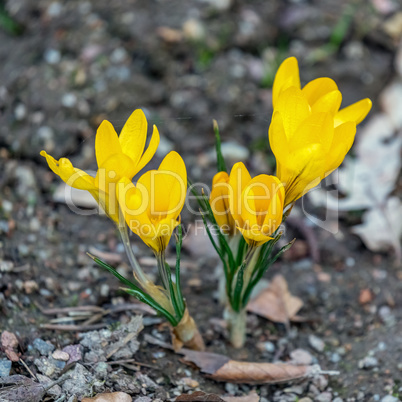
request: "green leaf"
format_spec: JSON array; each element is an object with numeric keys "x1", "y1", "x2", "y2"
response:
[
  {"x1": 213, "y1": 119, "x2": 227, "y2": 173},
  {"x1": 122, "y1": 288, "x2": 178, "y2": 326},
  {"x1": 175, "y1": 224, "x2": 185, "y2": 315},
  {"x1": 88, "y1": 253, "x2": 178, "y2": 326}
]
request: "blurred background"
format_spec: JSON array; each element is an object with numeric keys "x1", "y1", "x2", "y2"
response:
[{"x1": 0, "y1": 0, "x2": 402, "y2": 396}]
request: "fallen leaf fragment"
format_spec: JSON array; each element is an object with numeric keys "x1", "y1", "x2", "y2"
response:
[
  {"x1": 1, "y1": 331, "x2": 20, "y2": 362},
  {"x1": 222, "y1": 391, "x2": 260, "y2": 402},
  {"x1": 352, "y1": 196, "x2": 402, "y2": 260},
  {"x1": 179, "y1": 348, "x2": 319, "y2": 384},
  {"x1": 247, "y1": 275, "x2": 303, "y2": 325},
  {"x1": 157, "y1": 26, "x2": 183, "y2": 43},
  {"x1": 0, "y1": 375, "x2": 46, "y2": 402},
  {"x1": 82, "y1": 391, "x2": 132, "y2": 402},
  {"x1": 176, "y1": 390, "x2": 225, "y2": 401},
  {"x1": 176, "y1": 391, "x2": 260, "y2": 402},
  {"x1": 145, "y1": 335, "x2": 337, "y2": 385}
]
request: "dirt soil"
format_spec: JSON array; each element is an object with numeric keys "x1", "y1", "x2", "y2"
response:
[{"x1": 1, "y1": 0, "x2": 402, "y2": 401}]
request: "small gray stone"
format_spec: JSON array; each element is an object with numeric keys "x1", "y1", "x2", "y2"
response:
[
  {"x1": 33, "y1": 338, "x2": 55, "y2": 355},
  {"x1": 308, "y1": 335, "x2": 325, "y2": 352},
  {"x1": 316, "y1": 392, "x2": 332, "y2": 402},
  {"x1": 331, "y1": 352, "x2": 341, "y2": 363},
  {"x1": 313, "y1": 375, "x2": 328, "y2": 391},
  {"x1": 381, "y1": 397, "x2": 399, "y2": 402},
  {"x1": 290, "y1": 349, "x2": 313, "y2": 365},
  {"x1": 333, "y1": 398, "x2": 344, "y2": 402},
  {"x1": 62, "y1": 93, "x2": 77, "y2": 108},
  {"x1": 0, "y1": 359, "x2": 12, "y2": 377},
  {"x1": 358, "y1": 356, "x2": 378, "y2": 369},
  {"x1": 134, "y1": 397, "x2": 152, "y2": 402},
  {"x1": 62, "y1": 344, "x2": 83, "y2": 364}
]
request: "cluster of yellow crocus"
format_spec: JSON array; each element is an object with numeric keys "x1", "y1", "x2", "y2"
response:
[
  {"x1": 41, "y1": 109, "x2": 185, "y2": 254},
  {"x1": 270, "y1": 57, "x2": 372, "y2": 206},
  {"x1": 210, "y1": 56, "x2": 372, "y2": 239},
  {"x1": 210, "y1": 164, "x2": 284, "y2": 246}
]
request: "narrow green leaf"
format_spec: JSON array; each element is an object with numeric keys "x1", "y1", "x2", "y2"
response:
[
  {"x1": 88, "y1": 253, "x2": 178, "y2": 326},
  {"x1": 213, "y1": 119, "x2": 227, "y2": 173},
  {"x1": 122, "y1": 288, "x2": 178, "y2": 326},
  {"x1": 175, "y1": 224, "x2": 185, "y2": 315}
]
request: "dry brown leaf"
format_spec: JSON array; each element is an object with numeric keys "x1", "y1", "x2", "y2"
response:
[
  {"x1": 1, "y1": 331, "x2": 20, "y2": 362},
  {"x1": 180, "y1": 348, "x2": 316, "y2": 384},
  {"x1": 82, "y1": 392, "x2": 132, "y2": 402},
  {"x1": 145, "y1": 335, "x2": 332, "y2": 385},
  {"x1": 247, "y1": 275, "x2": 303, "y2": 325},
  {"x1": 0, "y1": 375, "x2": 46, "y2": 402},
  {"x1": 176, "y1": 391, "x2": 225, "y2": 401},
  {"x1": 210, "y1": 360, "x2": 314, "y2": 384}
]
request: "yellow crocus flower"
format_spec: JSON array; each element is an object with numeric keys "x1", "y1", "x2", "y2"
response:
[
  {"x1": 209, "y1": 171, "x2": 237, "y2": 236},
  {"x1": 228, "y1": 162, "x2": 284, "y2": 246},
  {"x1": 117, "y1": 151, "x2": 187, "y2": 253},
  {"x1": 270, "y1": 57, "x2": 372, "y2": 205},
  {"x1": 40, "y1": 109, "x2": 159, "y2": 223}
]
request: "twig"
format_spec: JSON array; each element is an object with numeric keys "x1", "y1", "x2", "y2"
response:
[
  {"x1": 19, "y1": 358, "x2": 37, "y2": 380},
  {"x1": 40, "y1": 323, "x2": 107, "y2": 331},
  {"x1": 106, "y1": 359, "x2": 156, "y2": 369}
]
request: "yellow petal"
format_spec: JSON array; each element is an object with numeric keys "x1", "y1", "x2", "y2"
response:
[
  {"x1": 135, "y1": 124, "x2": 160, "y2": 175},
  {"x1": 272, "y1": 57, "x2": 301, "y2": 108},
  {"x1": 302, "y1": 77, "x2": 338, "y2": 105},
  {"x1": 311, "y1": 90, "x2": 342, "y2": 115},
  {"x1": 334, "y1": 98, "x2": 372, "y2": 127},
  {"x1": 275, "y1": 87, "x2": 311, "y2": 140},
  {"x1": 269, "y1": 111, "x2": 289, "y2": 164},
  {"x1": 325, "y1": 121, "x2": 356, "y2": 174},
  {"x1": 40, "y1": 151, "x2": 96, "y2": 191},
  {"x1": 95, "y1": 120, "x2": 122, "y2": 168},
  {"x1": 237, "y1": 227, "x2": 272, "y2": 247},
  {"x1": 262, "y1": 188, "x2": 284, "y2": 235},
  {"x1": 228, "y1": 162, "x2": 251, "y2": 224},
  {"x1": 289, "y1": 112, "x2": 334, "y2": 153}
]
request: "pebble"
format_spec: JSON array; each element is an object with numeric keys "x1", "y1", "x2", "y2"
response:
[
  {"x1": 110, "y1": 47, "x2": 128, "y2": 64},
  {"x1": 333, "y1": 398, "x2": 344, "y2": 402},
  {"x1": 298, "y1": 399, "x2": 313, "y2": 402},
  {"x1": 308, "y1": 335, "x2": 325, "y2": 352},
  {"x1": 33, "y1": 338, "x2": 55, "y2": 355},
  {"x1": 14, "y1": 103, "x2": 26, "y2": 120},
  {"x1": 0, "y1": 260, "x2": 14, "y2": 272},
  {"x1": 62, "y1": 93, "x2": 77, "y2": 108},
  {"x1": 381, "y1": 397, "x2": 399, "y2": 402},
  {"x1": 24, "y1": 280, "x2": 39, "y2": 294},
  {"x1": 313, "y1": 375, "x2": 328, "y2": 391},
  {"x1": 315, "y1": 392, "x2": 332, "y2": 402},
  {"x1": 379, "y1": 306, "x2": 395, "y2": 326},
  {"x1": 182, "y1": 19, "x2": 205, "y2": 41},
  {"x1": 330, "y1": 352, "x2": 341, "y2": 363},
  {"x1": 257, "y1": 341, "x2": 276, "y2": 353},
  {"x1": 44, "y1": 48, "x2": 61, "y2": 64},
  {"x1": 220, "y1": 141, "x2": 250, "y2": 161},
  {"x1": 52, "y1": 350, "x2": 70, "y2": 361},
  {"x1": 134, "y1": 397, "x2": 152, "y2": 402},
  {"x1": 358, "y1": 356, "x2": 378, "y2": 369},
  {"x1": 0, "y1": 359, "x2": 11, "y2": 377},
  {"x1": 290, "y1": 349, "x2": 313, "y2": 365}
]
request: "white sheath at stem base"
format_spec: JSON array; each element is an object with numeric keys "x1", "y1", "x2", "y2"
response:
[{"x1": 224, "y1": 305, "x2": 247, "y2": 348}]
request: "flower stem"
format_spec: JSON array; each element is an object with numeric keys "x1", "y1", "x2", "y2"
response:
[
  {"x1": 224, "y1": 305, "x2": 247, "y2": 348},
  {"x1": 117, "y1": 224, "x2": 149, "y2": 286},
  {"x1": 156, "y1": 251, "x2": 170, "y2": 291}
]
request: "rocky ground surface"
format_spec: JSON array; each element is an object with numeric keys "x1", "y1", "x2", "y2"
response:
[{"x1": 1, "y1": 0, "x2": 402, "y2": 401}]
